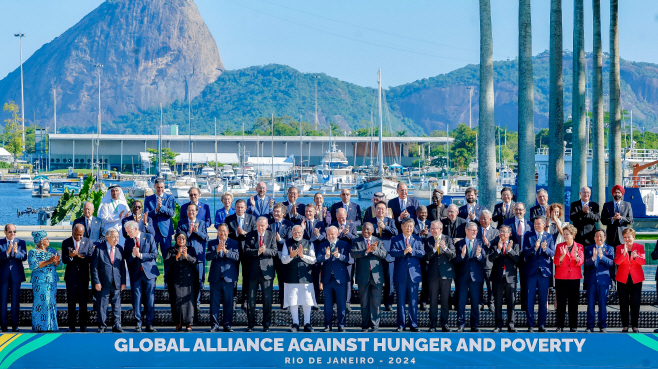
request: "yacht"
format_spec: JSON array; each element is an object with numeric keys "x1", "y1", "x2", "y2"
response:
[
  {"x1": 315, "y1": 144, "x2": 355, "y2": 188},
  {"x1": 220, "y1": 165, "x2": 236, "y2": 180},
  {"x1": 18, "y1": 174, "x2": 33, "y2": 189},
  {"x1": 129, "y1": 180, "x2": 153, "y2": 198},
  {"x1": 199, "y1": 166, "x2": 216, "y2": 178},
  {"x1": 169, "y1": 176, "x2": 198, "y2": 198},
  {"x1": 158, "y1": 163, "x2": 175, "y2": 181}
]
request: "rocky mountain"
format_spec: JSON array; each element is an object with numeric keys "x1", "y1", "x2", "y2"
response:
[{"x1": 0, "y1": 0, "x2": 223, "y2": 131}]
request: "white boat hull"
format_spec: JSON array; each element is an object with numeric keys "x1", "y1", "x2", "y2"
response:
[
  {"x1": 357, "y1": 178, "x2": 398, "y2": 201},
  {"x1": 18, "y1": 181, "x2": 33, "y2": 189},
  {"x1": 170, "y1": 187, "x2": 191, "y2": 198}
]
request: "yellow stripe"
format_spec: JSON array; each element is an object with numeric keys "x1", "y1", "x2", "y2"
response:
[{"x1": 0, "y1": 334, "x2": 19, "y2": 352}]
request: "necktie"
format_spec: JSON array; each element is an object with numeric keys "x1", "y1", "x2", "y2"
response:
[
  {"x1": 615, "y1": 202, "x2": 620, "y2": 213},
  {"x1": 307, "y1": 221, "x2": 312, "y2": 236},
  {"x1": 259, "y1": 235, "x2": 263, "y2": 247},
  {"x1": 483, "y1": 228, "x2": 487, "y2": 240},
  {"x1": 75, "y1": 241, "x2": 80, "y2": 253},
  {"x1": 87, "y1": 219, "x2": 91, "y2": 231},
  {"x1": 468, "y1": 240, "x2": 472, "y2": 254},
  {"x1": 331, "y1": 243, "x2": 336, "y2": 252},
  {"x1": 110, "y1": 246, "x2": 115, "y2": 265},
  {"x1": 503, "y1": 203, "x2": 507, "y2": 214},
  {"x1": 137, "y1": 238, "x2": 143, "y2": 271},
  {"x1": 366, "y1": 239, "x2": 370, "y2": 248},
  {"x1": 239, "y1": 217, "x2": 244, "y2": 227},
  {"x1": 517, "y1": 221, "x2": 522, "y2": 236},
  {"x1": 402, "y1": 199, "x2": 406, "y2": 211},
  {"x1": 406, "y1": 237, "x2": 410, "y2": 248},
  {"x1": 275, "y1": 222, "x2": 280, "y2": 234},
  {"x1": 260, "y1": 198, "x2": 264, "y2": 212}
]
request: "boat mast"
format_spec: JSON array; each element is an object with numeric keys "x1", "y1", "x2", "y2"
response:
[
  {"x1": 271, "y1": 113, "x2": 275, "y2": 199},
  {"x1": 299, "y1": 118, "x2": 303, "y2": 180},
  {"x1": 214, "y1": 117, "x2": 218, "y2": 176},
  {"x1": 158, "y1": 103, "x2": 162, "y2": 178},
  {"x1": 188, "y1": 97, "x2": 192, "y2": 174},
  {"x1": 370, "y1": 110, "x2": 374, "y2": 167},
  {"x1": 378, "y1": 69, "x2": 384, "y2": 177}
]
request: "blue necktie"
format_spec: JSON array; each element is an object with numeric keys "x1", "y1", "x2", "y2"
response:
[{"x1": 614, "y1": 202, "x2": 619, "y2": 213}]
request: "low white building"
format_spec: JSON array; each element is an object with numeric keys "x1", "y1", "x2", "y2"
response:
[
  {"x1": 247, "y1": 156, "x2": 295, "y2": 175},
  {"x1": 0, "y1": 148, "x2": 14, "y2": 163}
]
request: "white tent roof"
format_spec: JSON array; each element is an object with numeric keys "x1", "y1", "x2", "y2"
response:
[
  {"x1": 0, "y1": 147, "x2": 11, "y2": 156},
  {"x1": 139, "y1": 152, "x2": 239, "y2": 165}
]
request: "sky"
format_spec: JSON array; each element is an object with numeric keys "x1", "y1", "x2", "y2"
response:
[{"x1": 0, "y1": 0, "x2": 657, "y2": 88}]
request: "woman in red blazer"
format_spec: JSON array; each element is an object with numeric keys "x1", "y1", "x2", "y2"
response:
[
  {"x1": 614, "y1": 228, "x2": 646, "y2": 333},
  {"x1": 553, "y1": 224, "x2": 584, "y2": 332}
]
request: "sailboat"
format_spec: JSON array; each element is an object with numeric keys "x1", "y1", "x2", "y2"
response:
[{"x1": 356, "y1": 69, "x2": 398, "y2": 201}]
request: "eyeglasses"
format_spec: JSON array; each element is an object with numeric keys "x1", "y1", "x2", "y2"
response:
[{"x1": 6, "y1": 231, "x2": 16, "y2": 234}]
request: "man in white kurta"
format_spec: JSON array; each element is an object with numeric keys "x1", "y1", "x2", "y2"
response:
[
  {"x1": 281, "y1": 225, "x2": 317, "y2": 332},
  {"x1": 98, "y1": 184, "x2": 130, "y2": 245}
]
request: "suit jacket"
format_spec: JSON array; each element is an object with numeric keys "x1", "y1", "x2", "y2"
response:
[
  {"x1": 61, "y1": 236, "x2": 93, "y2": 283},
  {"x1": 614, "y1": 243, "x2": 645, "y2": 284},
  {"x1": 226, "y1": 213, "x2": 256, "y2": 251},
  {"x1": 388, "y1": 196, "x2": 419, "y2": 231},
  {"x1": 584, "y1": 244, "x2": 614, "y2": 286},
  {"x1": 243, "y1": 230, "x2": 277, "y2": 280},
  {"x1": 330, "y1": 221, "x2": 358, "y2": 245},
  {"x1": 145, "y1": 193, "x2": 176, "y2": 238},
  {"x1": 123, "y1": 232, "x2": 160, "y2": 282},
  {"x1": 601, "y1": 200, "x2": 633, "y2": 247},
  {"x1": 529, "y1": 204, "x2": 549, "y2": 222},
  {"x1": 351, "y1": 236, "x2": 387, "y2": 286},
  {"x1": 301, "y1": 218, "x2": 326, "y2": 249},
  {"x1": 176, "y1": 219, "x2": 209, "y2": 263},
  {"x1": 554, "y1": 242, "x2": 584, "y2": 280},
  {"x1": 363, "y1": 206, "x2": 393, "y2": 223},
  {"x1": 427, "y1": 203, "x2": 448, "y2": 222},
  {"x1": 442, "y1": 217, "x2": 467, "y2": 240},
  {"x1": 330, "y1": 201, "x2": 363, "y2": 227},
  {"x1": 366, "y1": 217, "x2": 398, "y2": 262},
  {"x1": 492, "y1": 201, "x2": 515, "y2": 228},
  {"x1": 413, "y1": 218, "x2": 431, "y2": 239},
  {"x1": 569, "y1": 200, "x2": 601, "y2": 245},
  {"x1": 503, "y1": 217, "x2": 533, "y2": 250},
  {"x1": 121, "y1": 215, "x2": 155, "y2": 240},
  {"x1": 389, "y1": 234, "x2": 425, "y2": 284},
  {"x1": 282, "y1": 201, "x2": 306, "y2": 223},
  {"x1": 91, "y1": 242, "x2": 126, "y2": 290},
  {"x1": 477, "y1": 225, "x2": 499, "y2": 271},
  {"x1": 453, "y1": 238, "x2": 487, "y2": 283},
  {"x1": 268, "y1": 218, "x2": 294, "y2": 252},
  {"x1": 72, "y1": 216, "x2": 106, "y2": 243},
  {"x1": 180, "y1": 201, "x2": 212, "y2": 229},
  {"x1": 206, "y1": 238, "x2": 240, "y2": 283},
  {"x1": 522, "y1": 231, "x2": 556, "y2": 278},
  {"x1": 316, "y1": 240, "x2": 350, "y2": 285},
  {"x1": 487, "y1": 236, "x2": 520, "y2": 284},
  {"x1": 247, "y1": 195, "x2": 273, "y2": 218},
  {"x1": 458, "y1": 203, "x2": 487, "y2": 221},
  {"x1": 423, "y1": 235, "x2": 456, "y2": 279},
  {"x1": 0, "y1": 238, "x2": 27, "y2": 283}
]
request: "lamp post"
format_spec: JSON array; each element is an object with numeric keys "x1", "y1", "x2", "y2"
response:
[{"x1": 14, "y1": 33, "x2": 26, "y2": 152}]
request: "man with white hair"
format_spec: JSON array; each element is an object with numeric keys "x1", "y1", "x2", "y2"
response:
[
  {"x1": 423, "y1": 220, "x2": 455, "y2": 332},
  {"x1": 317, "y1": 226, "x2": 350, "y2": 332},
  {"x1": 453, "y1": 222, "x2": 486, "y2": 332},
  {"x1": 91, "y1": 228, "x2": 126, "y2": 333},
  {"x1": 477, "y1": 210, "x2": 499, "y2": 313},
  {"x1": 570, "y1": 186, "x2": 601, "y2": 246},
  {"x1": 529, "y1": 189, "x2": 549, "y2": 222},
  {"x1": 244, "y1": 217, "x2": 277, "y2": 332},
  {"x1": 442, "y1": 204, "x2": 466, "y2": 241},
  {"x1": 281, "y1": 225, "x2": 316, "y2": 332},
  {"x1": 330, "y1": 207, "x2": 358, "y2": 311}
]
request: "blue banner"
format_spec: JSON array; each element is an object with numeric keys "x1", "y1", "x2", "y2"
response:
[{"x1": 2, "y1": 332, "x2": 658, "y2": 368}]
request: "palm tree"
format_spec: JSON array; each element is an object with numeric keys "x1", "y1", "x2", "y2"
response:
[
  {"x1": 548, "y1": 0, "x2": 565, "y2": 209},
  {"x1": 478, "y1": 0, "x2": 496, "y2": 210},
  {"x1": 517, "y1": 0, "x2": 535, "y2": 212},
  {"x1": 592, "y1": 0, "x2": 605, "y2": 208},
  {"x1": 608, "y1": 0, "x2": 622, "y2": 193},
  {"x1": 571, "y1": 0, "x2": 587, "y2": 200}
]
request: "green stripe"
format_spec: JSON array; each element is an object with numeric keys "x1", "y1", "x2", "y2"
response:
[
  {"x1": 0, "y1": 335, "x2": 33, "y2": 366},
  {"x1": 0, "y1": 334, "x2": 60, "y2": 369},
  {"x1": 629, "y1": 334, "x2": 658, "y2": 352}
]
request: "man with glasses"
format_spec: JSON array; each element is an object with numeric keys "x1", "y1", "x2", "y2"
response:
[
  {"x1": 331, "y1": 189, "x2": 362, "y2": 227},
  {"x1": 453, "y1": 222, "x2": 486, "y2": 332},
  {"x1": 0, "y1": 224, "x2": 26, "y2": 332},
  {"x1": 247, "y1": 182, "x2": 275, "y2": 218},
  {"x1": 423, "y1": 220, "x2": 455, "y2": 332},
  {"x1": 388, "y1": 182, "x2": 419, "y2": 232},
  {"x1": 180, "y1": 187, "x2": 211, "y2": 229}
]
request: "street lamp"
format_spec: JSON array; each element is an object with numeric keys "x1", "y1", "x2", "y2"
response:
[
  {"x1": 14, "y1": 33, "x2": 26, "y2": 152},
  {"x1": 94, "y1": 64, "x2": 103, "y2": 176}
]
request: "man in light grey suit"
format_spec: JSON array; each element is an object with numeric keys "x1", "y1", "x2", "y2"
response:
[{"x1": 351, "y1": 223, "x2": 387, "y2": 332}]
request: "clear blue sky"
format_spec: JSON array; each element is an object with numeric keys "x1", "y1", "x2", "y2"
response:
[{"x1": 0, "y1": 0, "x2": 657, "y2": 88}]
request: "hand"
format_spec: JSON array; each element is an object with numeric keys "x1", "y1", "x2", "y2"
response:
[
  {"x1": 132, "y1": 245, "x2": 140, "y2": 257},
  {"x1": 314, "y1": 227, "x2": 320, "y2": 237},
  {"x1": 119, "y1": 210, "x2": 127, "y2": 219},
  {"x1": 13, "y1": 243, "x2": 18, "y2": 254},
  {"x1": 319, "y1": 282, "x2": 323, "y2": 291},
  {"x1": 289, "y1": 247, "x2": 298, "y2": 258},
  {"x1": 177, "y1": 247, "x2": 183, "y2": 259},
  {"x1": 69, "y1": 248, "x2": 78, "y2": 257},
  {"x1": 621, "y1": 245, "x2": 628, "y2": 255},
  {"x1": 276, "y1": 232, "x2": 281, "y2": 242},
  {"x1": 404, "y1": 245, "x2": 412, "y2": 255},
  {"x1": 342, "y1": 226, "x2": 350, "y2": 235},
  {"x1": 156, "y1": 197, "x2": 162, "y2": 212},
  {"x1": 631, "y1": 250, "x2": 638, "y2": 259},
  {"x1": 193, "y1": 222, "x2": 199, "y2": 233},
  {"x1": 461, "y1": 244, "x2": 467, "y2": 257},
  {"x1": 541, "y1": 241, "x2": 547, "y2": 251},
  {"x1": 143, "y1": 211, "x2": 149, "y2": 225},
  {"x1": 250, "y1": 196, "x2": 256, "y2": 207},
  {"x1": 378, "y1": 221, "x2": 385, "y2": 231},
  {"x1": 613, "y1": 213, "x2": 622, "y2": 221},
  {"x1": 420, "y1": 228, "x2": 429, "y2": 236},
  {"x1": 301, "y1": 219, "x2": 307, "y2": 230},
  {"x1": 498, "y1": 241, "x2": 503, "y2": 251},
  {"x1": 258, "y1": 245, "x2": 266, "y2": 255},
  {"x1": 238, "y1": 226, "x2": 246, "y2": 236},
  {"x1": 438, "y1": 239, "x2": 446, "y2": 251},
  {"x1": 95, "y1": 284, "x2": 101, "y2": 292},
  {"x1": 582, "y1": 205, "x2": 590, "y2": 214},
  {"x1": 325, "y1": 247, "x2": 331, "y2": 258},
  {"x1": 298, "y1": 245, "x2": 304, "y2": 257},
  {"x1": 181, "y1": 246, "x2": 188, "y2": 258},
  {"x1": 332, "y1": 249, "x2": 340, "y2": 258},
  {"x1": 468, "y1": 211, "x2": 475, "y2": 220},
  {"x1": 291, "y1": 206, "x2": 297, "y2": 216},
  {"x1": 598, "y1": 248, "x2": 603, "y2": 259},
  {"x1": 121, "y1": 284, "x2": 126, "y2": 291},
  {"x1": 535, "y1": 239, "x2": 540, "y2": 250},
  {"x1": 476, "y1": 246, "x2": 482, "y2": 257},
  {"x1": 592, "y1": 250, "x2": 597, "y2": 261},
  {"x1": 483, "y1": 237, "x2": 489, "y2": 246}
]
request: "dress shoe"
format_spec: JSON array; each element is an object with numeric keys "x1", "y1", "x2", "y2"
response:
[
  {"x1": 312, "y1": 306, "x2": 320, "y2": 311},
  {"x1": 538, "y1": 326, "x2": 547, "y2": 333},
  {"x1": 80, "y1": 327, "x2": 88, "y2": 333},
  {"x1": 361, "y1": 328, "x2": 368, "y2": 332},
  {"x1": 492, "y1": 327, "x2": 501, "y2": 333},
  {"x1": 456, "y1": 326, "x2": 464, "y2": 333},
  {"x1": 346, "y1": 305, "x2": 353, "y2": 313},
  {"x1": 570, "y1": 328, "x2": 577, "y2": 333},
  {"x1": 410, "y1": 327, "x2": 419, "y2": 332},
  {"x1": 112, "y1": 327, "x2": 123, "y2": 333},
  {"x1": 134, "y1": 327, "x2": 142, "y2": 333},
  {"x1": 632, "y1": 327, "x2": 639, "y2": 333},
  {"x1": 337, "y1": 327, "x2": 345, "y2": 332},
  {"x1": 555, "y1": 327, "x2": 563, "y2": 333},
  {"x1": 395, "y1": 327, "x2": 403, "y2": 332},
  {"x1": 527, "y1": 327, "x2": 535, "y2": 333},
  {"x1": 12, "y1": 328, "x2": 19, "y2": 332},
  {"x1": 622, "y1": 328, "x2": 629, "y2": 333},
  {"x1": 263, "y1": 327, "x2": 270, "y2": 332},
  {"x1": 304, "y1": 324, "x2": 314, "y2": 333},
  {"x1": 470, "y1": 327, "x2": 480, "y2": 333},
  {"x1": 146, "y1": 326, "x2": 157, "y2": 333},
  {"x1": 290, "y1": 324, "x2": 299, "y2": 333},
  {"x1": 224, "y1": 327, "x2": 234, "y2": 332},
  {"x1": 246, "y1": 327, "x2": 254, "y2": 332},
  {"x1": 323, "y1": 326, "x2": 332, "y2": 332},
  {"x1": 384, "y1": 305, "x2": 393, "y2": 312},
  {"x1": 98, "y1": 327, "x2": 106, "y2": 333},
  {"x1": 442, "y1": 326, "x2": 452, "y2": 333},
  {"x1": 508, "y1": 327, "x2": 517, "y2": 333},
  {"x1": 186, "y1": 325, "x2": 192, "y2": 332},
  {"x1": 584, "y1": 328, "x2": 592, "y2": 333},
  {"x1": 67, "y1": 328, "x2": 76, "y2": 333},
  {"x1": 419, "y1": 303, "x2": 427, "y2": 311},
  {"x1": 428, "y1": 327, "x2": 436, "y2": 333},
  {"x1": 174, "y1": 325, "x2": 183, "y2": 332},
  {"x1": 600, "y1": 328, "x2": 607, "y2": 333},
  {"x1": 209, "y1": 327, "x2": 220, "y2": 333}
]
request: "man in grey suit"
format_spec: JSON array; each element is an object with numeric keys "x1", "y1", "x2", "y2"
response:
[
  {"x1": 91, "y1": 229, "x2": 126, "y2": 333},
  {"x1": 351, "y1": 223, "x2": 387, "y2": 332},
  {"x1": 477, "y1": 210, "x2": 499, "y2": 313},
  {"x1": 72, "y1": 201, "x2": 106, "y2": 243},
  {"x1": 488, "y1": 225, "x2": 520, "y2": 332},
  {"x1": 423, "y1": 220, "x2": 455, "y2": 332}
]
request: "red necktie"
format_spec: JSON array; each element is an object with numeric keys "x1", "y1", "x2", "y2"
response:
[
  {"x1": 137, "y1": 238, "x2": 143, "y2": 272},
  {"x1": 110, "y1": 246, "x2": 115, "y2": 265},
  {"x1": 259, "y1": 235, "x2": 263, "y2": 247}
]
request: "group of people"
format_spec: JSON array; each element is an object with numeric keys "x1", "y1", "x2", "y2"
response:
[{"x1": 1, "y1": 178, "x2": 651, "y2": 334}]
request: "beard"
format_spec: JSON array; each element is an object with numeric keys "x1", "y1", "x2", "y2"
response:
[
  {"x1": 466, "y1": 198, "x2": 476, "y2": 204},
  {"x1": 293, "y1": 235, "x2": 303, "y2": 242},
  {"x1": 613, "y1": 195, "x2": 622, "y2": 201}
]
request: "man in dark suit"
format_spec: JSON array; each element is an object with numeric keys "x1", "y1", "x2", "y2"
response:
[
  {"x1": 601, "y1": 185, "x2": 633, "y2": 248},
  {"x1": 176, "y1": 204, "x2": 209, "y2": 318},
  {"x1": 180, "y1": 187, "x2": 212, "y2": 229},
  {"x1": 243, "y1": 217, "x2": 277, "y2": 332},
  {"x1": 413, "y1": 205, "x2": 431, "y2": 310},
  {"x1": 331, "y1": 188, "x2": 363, "y2": 227},
  {"x1": 207, "y1": 224, "x2": 240, "y2": 332},
  {"x1": 367, "y1": 201, "x2": 398, "y2": 311},
  {"x1": 145, "y1": 178, "x2": 175, "y2": 276},
  {"x1": 488, "y1": 225, "x2": 520, "y2": 332},
  {"x1": 283, "y1": 186, "x2": 305, "y2": 223},
  {"x1": 62, "y1": 224, "x2": 93, "y2": 332},
  {"x1": 269, "y1": 202, "x2": 294, "y2": 308},
  {"x1": 121, "y1": 200, "x2": 155, "y2": 240},
  {"x1": 72, "y1": 201, "x2": 106, "y2": 243},
  {"x1": 477, "y1": 210, "x2": 499, "y2": 313},
  {"x1": 390, "y1": 218, "x2": 425, "y2": 332},
  {"x1": 247, "y1": 182, "x2": 275, "y2": 218},
  {"x1": 316, "y1": 226, "x2": 351, "y2": 332},
  {"x1": 301, "y1": 203, "x2": 326, "y2": 309},
  {"x1": 424, "y1": 220, "x2": 455, "y2": 332},
  {"x1": 388, "y1": 182, "x2": 419, "y2": 232},
  {"x1": 442, "y1": 204, "x2": 466, "y2": 241},
  {"x1": 584, "y1": 230, "x2": 614, "y2": 333},
  {"x1": 503, "y1": 202, "x2": 533, "y2": 311},
  {"x1": 523, "y1": 216, "x2": 555, "y2": 332},
  {"x1": 331, "y1": 207, "x2": 358, "y2": 311},
  {"x1": 492, "y1": 187, "x2": 515, "y2": 229},
  {"x1": 453, "y1": 222, "x2": 486, "y2": 332},
  {"x1": 91, "y1": 229, "x2": 126, "y2": 333},
  {"x1": 351, "y1": 223, "x2": 387, "y2": 332},
  {"x1": 458, "y1": 187, "x2": 486, "y2": 222},
  {"x1": 0, "y1": 224, "x2": 26, "y2": 332},
  {"x1": 363, "y1": 192, "x2": 391, "y2": 221},
  {"x1": 427, "y1": 189, "x2": 448, "y2": 222},
  {"x1": 123, "y1": 221, "x2": 159, "y2": 332},
  {"x1": 570, "y1": 186, "x2": 601, "y2": 246},
  {"x1": 529, "y1": 189, "x2": 549, "y2": 222},
  {"x1": 226, "y1": 199, "x2": 256, "y2": 309}
]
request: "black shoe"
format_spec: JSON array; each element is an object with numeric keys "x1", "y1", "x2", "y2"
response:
[
  {"x1": 98, "y1": 327, "x2": 106, "y2": 333},
  {"x1": 570, "y1": 328, "x2": 577, "y2": 333},
  {"x1": 146, "y1": 326, "x2": 157, "y2": 333},
  {"x1": 246, "y1": 327, "x2": 254, "y2": 332},
  {"x1": 420, "y1": 303, "x2": 427, "y2": 311},
  {"x1": 134, "y1": 327, "x2": 142, "y2": 333},
  {"x1": 304, "y1": 324, "x2": 314, "y2": 333},
  {"x1": 80, "y1": 326, "x2": 88, "y2": 332},
  {"x1": 395, "y1": 327, "x2": 403, "y2": 332},
  {"x1": 555, "y1": 327, "x2": 563, "y2": 333},
  {"x1": 584, "y1": 328, "x2": 593, "y2": 333},
  {"x1": 209, "y1": 327, "x2": 220, "y2": 333},
  {"x1": 346, "y1": 306, "x2": 353, "y2": 313},
  {"x1": 600, "y1": 328, "x2": 607, "y2": 333},
  {"x1": 632, "y1": 327, "x2": 639, "y2": 333},
  {"x1": 528, "y1": 327, "x2": 534, "y2": 333},
  {"x1": 67, "y1": 328, "x2": 76, "y2": 333},
  {"x1": 442, "y1": 326, "x2": 452, "y2": 333},
  {"x1": 456, "y1": 326, "x2": 464, "y2": 333},
  {"x1": 323, "y1": 326, "x2": 332, "y2": 332},
  {"x1": 263, "y1": 327, "x2": 270, "y2": 332},
  {"x1": 538, "y1": 326, "x2": 547, "y2": 333},
  {"x1": 11, "y1": 327, "x2": 19, "y2": 332},
  {"x1": 508, "y1": 326, "x2": 517, "y2": 333},
  {"x1": 372, "y1": 327, "x2": 379, "y2": 332},
  {"x1": 622, "y1": 327, "x2": 629, "y2": 333},
  {"x1": 224, "y1": 327, "x2": 234, "y2": 332},
  {"x1": 312, "y1": 306, "x2": 320, "y2": 311},
  {"x1": 492, "y1": 327, "x2": 501, "y2": 333},
  {"x1": 471, "y1": 327, "x2": 480, "y2": 333},
  {"x1": 428, "y1": 327, "x2": 436, "y2": 332},
  {"x1": 410, "y1": 327, "x2": 419, "y2": 332},
  {"x1": 384, "y1": 305, "x2": 393, "y2": 312},
  {"x1": 362, "y1": 328, "x2": 368, "y2": 332},
  {"x1": 337, "y1": 327, "x2": 345, "y2": 332},
  {"x1": 290, "y1": 324, "x2": 299, "y2": 332},
  {"x1": 112, "y1": 327, "x2": 123, "y2": 333}
]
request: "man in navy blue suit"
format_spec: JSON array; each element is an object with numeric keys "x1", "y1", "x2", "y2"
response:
[
  {"x1": 316, "y1": 226, "x2": 351, "y2": 332},
  {"x1": 145, "y1": 178, "x2": 175, "y2": 276},
  {"x1": 503, "y1": 202, "x2": 533, "y2": 311},
  {"x1": 330, "y1": 189, "x2": 362, "y2": 227},
  {"x1": 584, "y1": 230, "x2": 614, "y2": 333},
  {"x1": 529, "y1": 189, "x2": 550, "y2": 222},
  {"x1": 367, "y1": 201, "x2": 398, "y2": 311},
  {"x1": 226, "y1": 200, "x2": 256, "y2": 310},
  {"x1": 523, "y1": 216, "x2": 555, "y2": 332},
  {"x1": 331, "y1": 208, "x2": 358, "y2": 312},
  {"x1": 390, "y1": 218, "x2": 425, "y2": 332},
  {"x1": 91, "y1": 229, "x2": 126, "y2": 333},
  {"x1": 123, "y1": 221, "x2": 159, "y2": 332},
  {"x1": 0, "y1": 224, "x2": 26, "y2": 332},
  {"x1": 121, "y1": 200, "x2": 155, "y2": 240},
  {"x1": 247, "y1": 182, "x2": 275, "y2": 218},
  {"x1": 458, "y1": 187, "x2": 487, "y2": 222},
  {"x1": 283, "y1": 186, "x2": 305, "y2": 223},
  {"x1": 269, "y1": 202, "x2": 294, "y2": 309},
  {"x1": 72, "y1": 201, "x2": 106, "y2": 243},
  {"x1": 207, "y1": 224, "x2": 240, "y2": 332},
  {"x1": 180, "y1": 187, "x2": 211, "y2": 229},
  {"x1": 388, "y1": 182, "x2": 419, "y2": 232},
  {"x1": 62, "y1": 224, "x2": 93, "y2": 332},
  {"x1": 453, "y1": 222, "x2": 487, "y2": 332},
  {"x1": 176, "y1": 203, "x2": 209, "y2": 318}
]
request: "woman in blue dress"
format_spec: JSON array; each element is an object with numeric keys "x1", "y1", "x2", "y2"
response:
[
  {"x1": 214, "y1": 192, "x2": 235, "y2": 228},
  {"x1": 28, "y1": 230, "x2": 60, "y2": 332}
]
